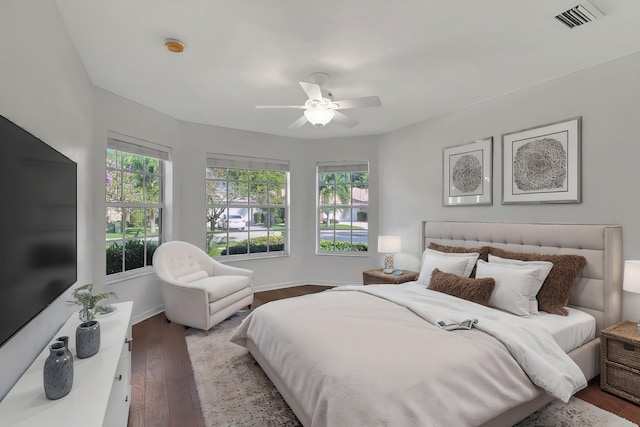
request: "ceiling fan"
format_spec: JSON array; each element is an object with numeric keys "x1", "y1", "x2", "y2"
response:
[{"x1": 255, "y1": 72, "x2": 382, "y2": 129}]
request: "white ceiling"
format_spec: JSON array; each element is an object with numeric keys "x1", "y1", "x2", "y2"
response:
[{"x1": 55, "y1": 0, "x2": 640, "y2": 140}]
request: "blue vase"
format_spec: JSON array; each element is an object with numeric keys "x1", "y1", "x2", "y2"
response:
[
  {"x1": 76, "y1": 320, "x2": 100, "y2": 359},
  {"x1": 43, "y1": 342, "x2": 73, "y2": 400}
]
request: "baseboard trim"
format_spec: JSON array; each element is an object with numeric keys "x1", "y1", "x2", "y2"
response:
[{"x1": 131, "y1": 305, "x2": 164, "y2": 325}]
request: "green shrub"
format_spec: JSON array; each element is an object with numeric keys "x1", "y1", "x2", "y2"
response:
[
  {"x1": 106, "y1": 239, "x2": 159, "y2": 274},
  {"x1": 356, "y1": 211, "x2": 368, "y2": 222},
  {"x1": 274, "y1": 217, "x2": 283, "y2": 224},
  {"x1": 253, "y1": 212, "x2": 264, "y2": 224},
  {"x1": 221, "y1": 235, "x2": 285, "y2": 255},
  {"x1": 319, "y1": 240, "x2": 368, "y2": 252}
]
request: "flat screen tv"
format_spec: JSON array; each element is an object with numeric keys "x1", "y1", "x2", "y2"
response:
[{"x1": 0, "y1": 114, "x2": 77, "y2": 348}]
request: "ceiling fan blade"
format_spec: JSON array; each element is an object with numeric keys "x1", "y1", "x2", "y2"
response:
[
  {"x1": 333, "y1": 96, "x2": 382, "y2": 109},
  {"x1": 332, "y1": 111, "x2": 359, "y2": 128},
  {"x1": 299, "y1": 81, "x2": 323, "y2": 101},
  {"x1": 255, "y1": 105, "x2": 305, "y2": 109},
  {"x1": 288, "y1": 115, "x2": 308, "y2": 129}
]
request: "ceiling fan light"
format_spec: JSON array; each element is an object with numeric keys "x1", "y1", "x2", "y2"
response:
[{"x1": 304, "y1": 108, "x2": 335, "y2": 126}]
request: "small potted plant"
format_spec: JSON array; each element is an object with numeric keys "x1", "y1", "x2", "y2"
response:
[{"x1": 72, "y1": 284, "x2": 117, "y2": 358}]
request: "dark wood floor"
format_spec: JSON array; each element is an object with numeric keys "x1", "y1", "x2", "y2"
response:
[
  {"x1": 127, "y1": 285, "x2": 331, "y2": 427},
  {"x1": 128, "y1": 285, "x2": 640, "y2": 426}
]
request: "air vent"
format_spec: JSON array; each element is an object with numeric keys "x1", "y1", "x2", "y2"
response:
[{"x1": 555, "y1": 1, "x2": 603, "y2": 29}]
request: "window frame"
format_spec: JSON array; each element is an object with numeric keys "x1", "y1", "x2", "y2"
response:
[
  {"x1": 206, "y1": 154, "x2": 290, "y2": 261},
  {"x1": 316, "y1": 161, "x2": 369, "y2": 256},
  {"x1": 105, "y1": 138, "x2": 169, "y2": 280}
]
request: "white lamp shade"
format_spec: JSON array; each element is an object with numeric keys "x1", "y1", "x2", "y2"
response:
[
  {"x1": 624, "y1": 260, "x2": 640, "y2": 293},
  {"x1": 304, "y1": 108, "x2": 335, "y2": 126},
  {"x1": 378, "y1": 235, "x2": 401, "y2": 254}
]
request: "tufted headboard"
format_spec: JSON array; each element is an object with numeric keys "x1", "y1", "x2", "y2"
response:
[{"x1": 422, "y1": 221, "x2": 623, "y2": 334}]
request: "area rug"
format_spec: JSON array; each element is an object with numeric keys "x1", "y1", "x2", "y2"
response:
[{"x1": 186, "y1": 312, "x2": 637, "y2": 427}]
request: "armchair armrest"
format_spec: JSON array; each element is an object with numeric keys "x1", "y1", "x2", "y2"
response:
[
  {"x1": 158, "y1": 281, "x2": 209, "y2": 329},
  {"x1": 213, "y1": 262, "x2": 254, "y2": 279}
]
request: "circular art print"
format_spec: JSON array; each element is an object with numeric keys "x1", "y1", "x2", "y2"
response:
[
  {"x1": 513, "y1": 138, "x2": 567, "y2": 192},
  {"x1": 451, "y1": 153, "x2": 482, "y2": 194}
]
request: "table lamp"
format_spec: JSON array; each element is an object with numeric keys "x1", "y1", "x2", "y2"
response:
[
  {"x1": 378, "y1": 235, "x2": 401, "y2": 274},
  {"x1": 623, "y1": 260, "x2": 640, "y2": 333}
]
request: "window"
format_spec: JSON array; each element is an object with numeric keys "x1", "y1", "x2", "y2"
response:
[
  {"x1": 206, "y1": 154, "x2": 289, "y2": 259},
  {"x1": 317, "y1": 161, "x2": 369, "y2": 253},
  {"x1": 105, "y1": 138, "x2": 169, "y2": 276}
]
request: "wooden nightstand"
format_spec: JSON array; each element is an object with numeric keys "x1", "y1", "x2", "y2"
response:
[
  {"x1": 362, "y1": 269, "x2": 419, "y2": 285},
  {"x1": 601, "y1": 320, "x2": 640, "y2": 404}
]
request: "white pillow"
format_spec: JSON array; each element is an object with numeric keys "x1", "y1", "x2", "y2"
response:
[
  {"x1": 488, "y1": 254, "x2": 553, "y2": 315},
  {"x1": 416, "y1": 249, "x2": 480, "y2": 285},
  {"x1": 177, "y1": 270, "x2": 209, "y2": 283},
  {"x1": 475, "y1": 260, "x2": 542, "y2": 317}
]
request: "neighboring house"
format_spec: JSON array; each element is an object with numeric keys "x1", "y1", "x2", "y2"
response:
[{"x1": 325, "y1": 187, "x2": 369, "y2": 224}]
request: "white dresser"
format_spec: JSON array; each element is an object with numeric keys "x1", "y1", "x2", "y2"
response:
[{"x1": 0, "y1": 301, "x2": 133, "y2": 427}]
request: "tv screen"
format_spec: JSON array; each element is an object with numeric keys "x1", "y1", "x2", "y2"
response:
[{"x1": 0, "y1": 115, "x2": 77, "y2": 348}]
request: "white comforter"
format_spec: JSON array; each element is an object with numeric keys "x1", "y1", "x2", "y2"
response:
[{"x1": 231, "y1": 283, "x2": 587, "y2": 427}]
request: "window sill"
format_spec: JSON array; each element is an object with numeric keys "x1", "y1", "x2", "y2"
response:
[
  {"x1": 106, "y1": 267, "x2": 155, "y2": 285},
  {"x1": 315, "y1": 251, "x2": 369, "y2": 257},
  {"x1": 213, "y1": 252, "x2": 289, "y2": 263}
]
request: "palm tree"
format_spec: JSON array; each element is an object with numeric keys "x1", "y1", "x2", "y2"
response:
[{"x1": 318, "y1": 172, "x2": 352, "y2": 227}]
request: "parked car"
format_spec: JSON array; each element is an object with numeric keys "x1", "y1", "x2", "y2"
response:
[{"x1": 216, "y1": 214, "x2": 246, "y2": 230}]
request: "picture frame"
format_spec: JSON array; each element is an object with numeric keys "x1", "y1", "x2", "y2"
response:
[
  {"x1": 502, "y1": 117, "x2": 581, "y2": 204},
  {"x1": 443, "y1": 137, "x2": 493, "y2": 206}
]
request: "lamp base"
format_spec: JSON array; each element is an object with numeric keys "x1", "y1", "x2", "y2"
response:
[{"x1": 383, "y1": 253, "x2": 394, "y2": 274}]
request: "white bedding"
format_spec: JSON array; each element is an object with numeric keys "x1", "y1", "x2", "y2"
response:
[
  {"x1": 405, "y1": 280, "x2": 596, "y2": 354},
  {"x1": 231, "y1": 283, "x2": 588, "y2": 427},
  {"x1": 529, "y1": 307, "x2": 596, "y2": 353},
  {"x1": 331, "y1": 283, "x2": 586, "y2": 402}
]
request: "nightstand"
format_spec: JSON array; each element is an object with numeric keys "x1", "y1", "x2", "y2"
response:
[
  {"x1": 362, "y1": 269, "x2": 419, "y2": 285},
  {"x1": 601, "y1": 320, "x2": 640, "y2": 404}
]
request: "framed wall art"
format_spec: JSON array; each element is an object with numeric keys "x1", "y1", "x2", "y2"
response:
[
  {"x1": 443, "y1": 137, "x2": 492, "y2": 206},
  {"x1": 502, "y1": 117, "x2": 581, "y2": 204}
]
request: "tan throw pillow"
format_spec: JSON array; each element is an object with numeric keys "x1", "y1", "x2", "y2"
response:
[
  {"x1": 428, "y1": 269, "x2": 495, "y2": 306},
  {"x1": 488, "y1": 247, "x2": 587, "y2": 316},
  {"x1": 428, "y1": 243, "x2": 491, "y2": 276}
]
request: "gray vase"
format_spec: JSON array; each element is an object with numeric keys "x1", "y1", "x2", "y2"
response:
[
  {"x1": 76, "y1": 320, "x2": 100, "y2": 359},
  {"x1": 43, "y1": 342, "x2": 74, "y2": 400},
  {"x1": 56, "y1": 336, "x2": 73, "y2": 361}
]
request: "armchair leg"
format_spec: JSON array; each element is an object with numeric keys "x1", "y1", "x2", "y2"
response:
[{"x1": 204, "y1": 329, "x2": 209, "y2": 336}]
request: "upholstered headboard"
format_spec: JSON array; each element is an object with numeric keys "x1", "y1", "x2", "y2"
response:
[{"x1": 422, "y1": 221, "x2": 623, "y2": 334}]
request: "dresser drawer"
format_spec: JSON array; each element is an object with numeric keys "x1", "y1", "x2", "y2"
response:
[{"x1": 608, "y1": 339, "x2": 640, "y2": 371}]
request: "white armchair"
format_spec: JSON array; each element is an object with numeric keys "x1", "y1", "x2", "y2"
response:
[{"x1": 152, "y1": 241, "x2": 254, "y2": 335}]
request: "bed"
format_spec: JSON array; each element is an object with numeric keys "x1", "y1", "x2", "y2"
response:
[{"x1": 231, "y1": 221, "x2": 623, "y2": 426}]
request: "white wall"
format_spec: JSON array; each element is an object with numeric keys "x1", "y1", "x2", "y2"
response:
[
  {"x1": 0, "y1": 0, "x2": 94, "y2": 399},
  {"x1": 377, "y1": 50, "x2": 640, "y2": 321}
]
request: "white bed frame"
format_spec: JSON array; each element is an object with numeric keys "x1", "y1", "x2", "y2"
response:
[
  {"x1": 247, "y1": 221, "x2": 623, "y2": 427},
  {"x1": 423, "y1": 221, "x2": 622, "y2": 426}
]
